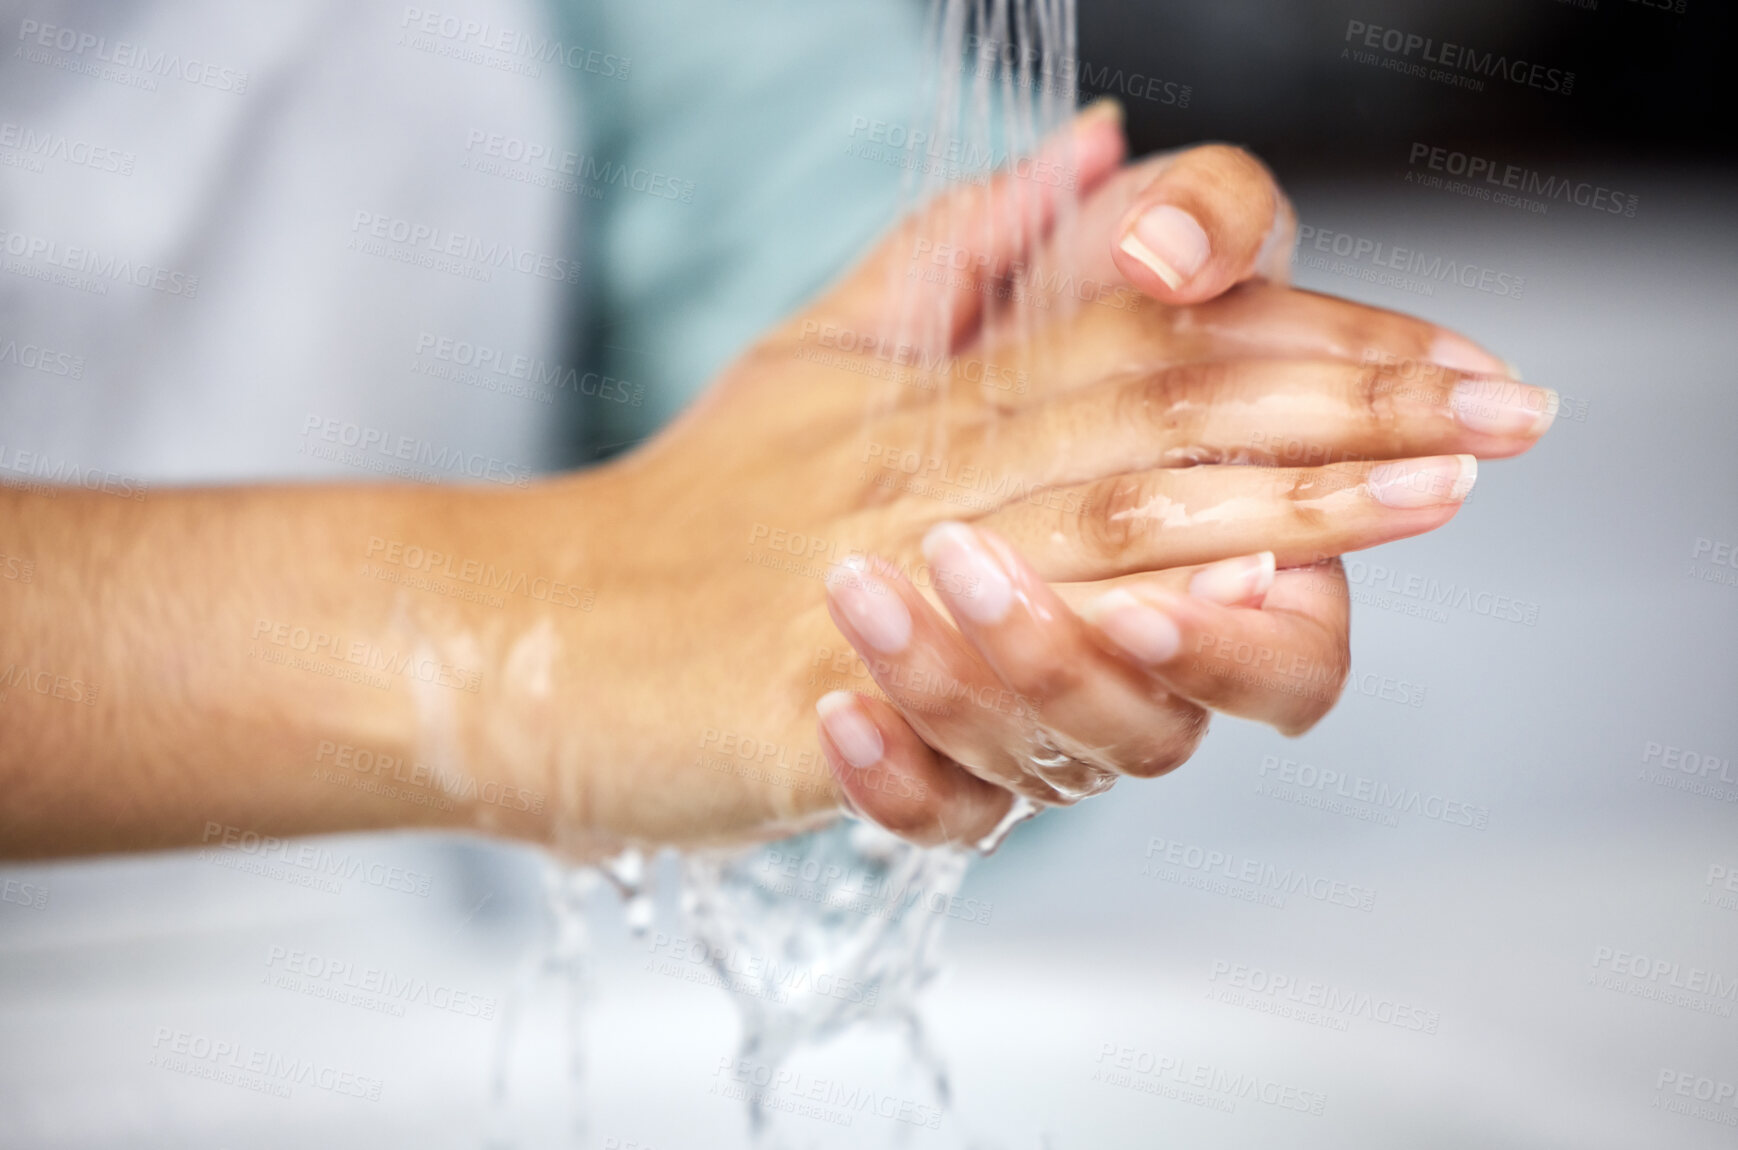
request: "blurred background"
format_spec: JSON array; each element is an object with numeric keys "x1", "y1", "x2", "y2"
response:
[{"x1": 1, "y1": 0, "x2": 1734, "y2": 1147}]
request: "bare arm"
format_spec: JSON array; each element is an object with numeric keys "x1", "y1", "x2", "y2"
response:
[{"x1": 0, "y1": 480, "x2": 583, "y2": 856}]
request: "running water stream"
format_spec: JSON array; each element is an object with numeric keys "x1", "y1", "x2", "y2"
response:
[{"x1": 492, "y1": 2, "x2": 1080, "y2": 1144}]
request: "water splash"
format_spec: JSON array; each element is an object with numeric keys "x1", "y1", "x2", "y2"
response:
[{"x1": 490, "y1": 2, "x2": 1079, "y2": 1144}]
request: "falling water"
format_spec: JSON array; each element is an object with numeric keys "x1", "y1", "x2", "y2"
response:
[
  {"x1": 491, "y1": 1, "x2": 1081, "y2": 1146},
  {"x1": 682, "y1": 2, "x2": 1080, "y2": 1146}
]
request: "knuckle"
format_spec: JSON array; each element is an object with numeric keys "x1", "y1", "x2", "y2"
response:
[
  {"x1": 999, "y1": 654, "x2": 1083, "y2": 705},
  {"x1": 870, "y1": 797, "x2": 936, "y2": 842},
  {"x1": 1115, "y1": 367, "x2": 1205, "y2": 451},
  {"x1": 1283, "y1": 470, "x2": 1334, "y2": 535},
  {"x1": 1352, "y1": 365, "x2": 1405, "y2": 442},
  {"x1": 1192, "y1": 144, "x2": 1278, "y2": 220},
  {"x1": 1124, "y1": 710, "x2": 1209, "y2": 778},
  {"x1": 1078, "y1": 472, "x2": 1159, "y2": 564}
]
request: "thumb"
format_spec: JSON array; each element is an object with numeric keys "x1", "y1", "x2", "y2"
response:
[{"x1": 1109, "y1": 143, "x2": 1296, "y2": 304}]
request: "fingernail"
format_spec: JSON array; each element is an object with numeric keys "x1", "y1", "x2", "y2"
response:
[
  {"x1": 1082, "y1": 589, "x2": 1182, "y2": 665},
  {"x1": 1367, "y1": 455, "x2": 1478, "y2": 509},
  {"x1": 1077, "y1": 95, "x2": 1124, "y2": 128},
  {"x1": 826, "y1": 561, "x2": 911, "y2": 653},
  {"x1": 1119, "y1": 204, "x2": 1210, "y2": 290},
  {"x1": 1189, "y1": 552, "x2": 1276, "y2": 605},
  {"x1": 921, "y1": 522, "x2": 1013, "y2": 625},
  {"x1": 1450, "y1": 379, "x2": 1558, "y2": 437},
  {"x1": 1428, "y1": 332, "x2": 1507, "y2": 375},
  {"x1": 1504, "y1": 360, "x2": 1525, "y2": 382},
  {"x1": 817, "y1": 691, "x2": 884, "y2": 770}
]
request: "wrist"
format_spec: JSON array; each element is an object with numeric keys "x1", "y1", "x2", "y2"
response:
[{"x1": 429, "y1": 473, "x2": 612, "y2": 853}]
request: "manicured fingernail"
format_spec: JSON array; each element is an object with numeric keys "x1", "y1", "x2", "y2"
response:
[
  {"x1": 1082, "y1": 589, "x2": 1182, "y2": 664},
  {"x1": 921, "y1": 522, "x2": 1013, "y2": 624},
  {"x1": 826, "y1": 561, "x2": 911, "y2": 653},
  {"x1": 1119, "y1": 204, "x2": 1210, "y2": 290},
  {"x1": 1428, "y1": 332, "x2": 1507, "y2": 375},
  {"x1": 1189, "y1": 552, "x2": 1276, "y2": 605},
  {"x1": 817, "y1": 691, "x2": 883, "y2": 770},
  {"x1": 1450, "y1": 379, "x2": 1558, "y2": 436},
  {"x1": 1367, "y1": 455, "x2": 1478, "y2": 509}
]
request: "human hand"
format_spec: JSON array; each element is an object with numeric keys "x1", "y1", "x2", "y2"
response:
[{"x1": 545, "y1": 109, "x2": 1552, "y2": 854}]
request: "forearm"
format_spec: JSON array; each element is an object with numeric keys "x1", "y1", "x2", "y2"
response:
[{"x1": 0, "y1": 479, "x2": 594, "y2": 858}]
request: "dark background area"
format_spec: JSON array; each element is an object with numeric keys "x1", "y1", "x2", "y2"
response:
[{"x1": 1080, "y1": 0, "x2": 1731, "y2": 171}]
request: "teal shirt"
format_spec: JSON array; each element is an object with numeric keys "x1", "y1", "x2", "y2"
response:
[{"x1": 558, "y1": 0, "x2": 929, "y2": 460}]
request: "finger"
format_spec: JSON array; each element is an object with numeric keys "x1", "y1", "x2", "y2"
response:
[
  {"x1": 1176, "y1": 282, "x2": 1515, "y2": 376},
  {"x1": 913, "y1": 358, "x2": 1553, "y2": 499},
  {"x1": 810, "y1": 99, "x2": 1127, "y2": 350},
  {"x1": 821, "y1": 558, "x2": 1073, "y2": 805},
  {"x1": 1077, "y1": 559, "x2": 1351, "y2": 735},
  {"x1": 1000, "y1": 140, "x2": 1291, "y2": 322},
  {"x1": 815, "y1": 691, "x2": 1014, "y2": 848},
  {"x1": 989, "y1": 280, "x2": 1516, "y2": 403},
  {"x1": 978, "y1": 454, "x2": 1477, "y2": 582},
  {"x1": 1108, "y1": 144, "x2": 1296, "y2": 304},
  {"x1": 918, "y1": 522, "x2": 1210, "y2": 783}
]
